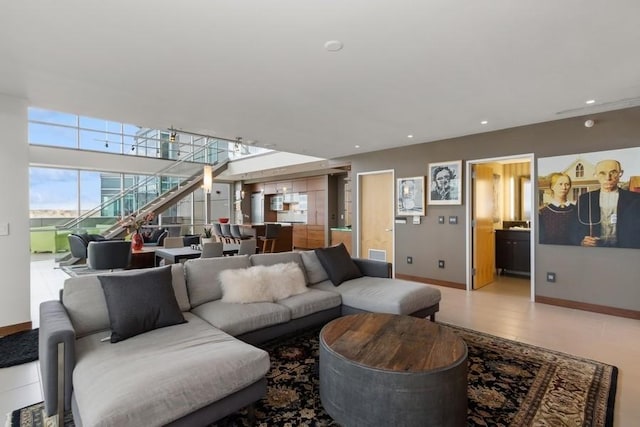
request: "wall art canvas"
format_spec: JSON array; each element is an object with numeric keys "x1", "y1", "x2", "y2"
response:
[
  {"x1": 397, "y1": 176, "x2": 425, "y2": 216},
  {"x1": 428, "y1": 160, "x2": 462, "y2": 205},
  {"x1": 537, "y1": 147, "x2": 640, "y2": 248}
]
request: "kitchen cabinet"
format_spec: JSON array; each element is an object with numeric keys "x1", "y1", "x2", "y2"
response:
[
  {"x1": 330, "y1": 229, "x2": 352, "y2": 255},
  {"x1": 306, "y1": 190, "x2": 325, "y2": 225},
  {"x1": 495, "y1": 229, "x2": 530, "y2": 274},
  {"x1": 292, "y1": 224, "x2": 326, "y2": 249},
  {"x1": 270, "y1": 195, "x2": 284, "y2": 211}
]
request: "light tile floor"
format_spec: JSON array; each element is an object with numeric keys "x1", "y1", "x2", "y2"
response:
[{"x1": 1, "y1": 258, "x2": 638, "y2": 426}]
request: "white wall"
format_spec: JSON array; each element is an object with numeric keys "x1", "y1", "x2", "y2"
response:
[{"x1": 0, "y1": 94, "x2": 30, "y2": 329}]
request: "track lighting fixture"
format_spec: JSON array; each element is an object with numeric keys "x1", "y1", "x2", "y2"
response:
[{"x1": 170, "y1": 129, "x2": 177, "y2": 142}]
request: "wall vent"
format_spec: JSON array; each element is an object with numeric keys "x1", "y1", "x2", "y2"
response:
[{"x1": 368, "y1": 249, "x2": 387, "y2": 262}]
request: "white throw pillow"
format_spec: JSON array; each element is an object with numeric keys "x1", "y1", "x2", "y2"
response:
[{"x1": 220, "y1": 262, "x2": 308, "y2": 303}]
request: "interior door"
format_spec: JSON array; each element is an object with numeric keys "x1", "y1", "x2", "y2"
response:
[
  {"x1": 472, "y1": 164, "x2": 495, "y2": 289},
  {"x1": 359, "y1": 172, "x2": 394, "y2": 263}
]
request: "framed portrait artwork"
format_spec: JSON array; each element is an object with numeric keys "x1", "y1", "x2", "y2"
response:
[
  {"x1": 397, "y1": 176, "x2": 425, "y2": 216},
  {"x1": 428, "y1": 160, "x2": 462, "y2": 205}
]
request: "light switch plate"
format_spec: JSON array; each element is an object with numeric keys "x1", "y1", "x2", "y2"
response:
[
  {"x1": 448, "y1": 216, "x2": 458, "y2": 224},
  {"x1": 438, "y1": 216, "x2": 445, "y2": 224},
  {"x1": 413, "y1": 216, "x2": 421, "y2": 224},
  {"x1": 0, "y1": 222, "x2": 9, "y2": 236}
]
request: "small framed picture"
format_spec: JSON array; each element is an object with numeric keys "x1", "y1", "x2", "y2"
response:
[
  {"x1": 397, "y1": 176, "x2": 426, "y2": 216},
  {"x1": 428, "y1": 160, "x2": 462, "y2": 205}
]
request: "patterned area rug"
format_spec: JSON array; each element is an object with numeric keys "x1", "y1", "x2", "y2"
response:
[{"x1": 10, "y1": 323, "x2": 617, "y2": 427}]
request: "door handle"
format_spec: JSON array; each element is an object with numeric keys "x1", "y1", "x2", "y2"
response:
[{"x1": 384, "y1": 228, "x2": 393, "y2": 232}]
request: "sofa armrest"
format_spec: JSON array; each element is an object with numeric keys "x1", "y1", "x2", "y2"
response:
[
  {"x1": 352, "y1": 258, "x2": 392, "y2": 278},
  {"x1": 39, "y1": 300, "x2": 76, "y2": 417}
]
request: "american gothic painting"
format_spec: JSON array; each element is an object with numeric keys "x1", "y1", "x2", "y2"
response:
[{"x1": 537, "y1": 147, "x2": 640, "y2": 249}]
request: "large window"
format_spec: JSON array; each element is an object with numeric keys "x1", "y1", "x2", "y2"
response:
[{"x1": 28, "y1": 107, "x2": 270, "y2": 162}]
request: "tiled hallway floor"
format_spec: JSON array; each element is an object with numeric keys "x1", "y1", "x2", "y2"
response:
[{"x1": 2, "y1": 258, "x2": 638, "y2": 426}]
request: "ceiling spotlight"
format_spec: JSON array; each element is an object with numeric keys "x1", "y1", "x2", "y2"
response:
[
  {"x1": 480, "y1": 120, "x2": 488, "y2": 125},
  {"x1": 586, "y1": 99, "x2": 596, "y2": 105},
  {"x1": 407, "y1": 135, "x2": 414, "y2": 139},
  {"x1": 324, "y1": 40, "x2": 344, "y2": 52},
  {"x1": 354, "y1": 145, "x2": 360, "y2": 149},
  {"x1": 584, "y1": 119, "x2": 595, "y2": 128}
]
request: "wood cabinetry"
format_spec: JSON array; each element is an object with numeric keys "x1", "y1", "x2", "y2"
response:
[
  {"x1": 495, "y1": 230, "x2": 530, "y2": 274},
  {"x1": 330, "y1": 229, "x2": 352, "y2": 255},
  {"x1": 306, "y1": 190, "x2": 325, "y2": 225},
  {"x1": 292, "y1": 224, "x2": 326, "y2": 249},
  {"x1": 292, "y1": 180, "x2": 307, "y2": 192}
]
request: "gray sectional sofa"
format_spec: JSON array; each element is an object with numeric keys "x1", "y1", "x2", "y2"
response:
[{"x1": 39, "y1": 248, "x2": 441, "y2": 427}]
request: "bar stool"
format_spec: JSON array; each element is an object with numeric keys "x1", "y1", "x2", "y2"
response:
[{"x1": 258, "y1": 223, "x2": 281, "y2": 253}]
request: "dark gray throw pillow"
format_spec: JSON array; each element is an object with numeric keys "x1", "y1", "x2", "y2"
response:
[
  {"x1": 98, "y1": 266, "x2": 186, "y2": 343},
  {"x1": 314, "y1": 243, "x2": 362, "y2": 286}
]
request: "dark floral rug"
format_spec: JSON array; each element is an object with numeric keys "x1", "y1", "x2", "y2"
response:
[{"x1": 10, "y1": 323, "x2": 617, "y2": 427}]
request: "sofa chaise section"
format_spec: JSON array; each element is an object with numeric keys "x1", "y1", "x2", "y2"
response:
[{"x1": 39, "y1": 264, "x2": 270, "y2": 427}]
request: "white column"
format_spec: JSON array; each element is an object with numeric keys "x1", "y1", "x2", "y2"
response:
[{"x1": 0, "y1": 94, "x2": 30, "y2": 330}]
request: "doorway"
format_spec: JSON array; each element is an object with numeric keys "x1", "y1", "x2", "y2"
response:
[
  {"x1": 356, "y1": 170, "x2": 395, "y2": 265},
  {"x1": 466, "y1": 154, "x2": 535, "y2": 300}
]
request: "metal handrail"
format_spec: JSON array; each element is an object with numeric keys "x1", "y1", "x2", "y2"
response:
[{"x1": 60, "y1": 138, "x2": 227, "y2": 230}]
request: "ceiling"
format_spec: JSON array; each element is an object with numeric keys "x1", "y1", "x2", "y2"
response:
[{"x1": 2, "y1": 1, "x2": 640, "y2": 160}]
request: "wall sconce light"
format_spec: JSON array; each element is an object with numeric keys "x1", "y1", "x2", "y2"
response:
[
  {"x1": 203, "y1": 165, "x2": 213, "y2": 193},
  {"x1": 241, "y1": 190, "x2": 245, "y2": 200}
]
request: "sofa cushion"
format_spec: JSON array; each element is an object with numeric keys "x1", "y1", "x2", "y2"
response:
[
  {"x1": 276, "y1": 288, "x2": 342, "y2": 319},
  {"x1": 314, "y1": 243, "x2": 362, "y2": 286},
  {"x1": 249, "y1": 252, "x2": 309, "y2": 284},
  {"x1": 98, "y1": 266, "x2": 186, "y2": 343},
  {"x1": 73, "y1": 312, "x2": 270, "y2": 427},
  {"x1": 311, "y1": 276, "x2": 441, "y2": 315},
  {"x1": 300, "y1": 250, "x2": 329, "y2": 285},
  {"x1": 184, "y1": 255, "x2": 252, "y2": 307},
  {"x1": 63, "y1": 264, "x2": 189, "y2": 338},
  {"x1": 220, "y1": 262, "x2": 308, "y2": 304},
  {"x1": 191, "y1": 300, "x2": 291, "y2": 336}
]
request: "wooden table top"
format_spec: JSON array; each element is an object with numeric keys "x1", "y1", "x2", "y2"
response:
[{"x1": 320, "y1": 313, "x2": 467, "y2": 373}]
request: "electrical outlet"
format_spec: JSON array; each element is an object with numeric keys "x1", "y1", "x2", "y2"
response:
[
  {"x1": 407, "y1": 256, "x2": 413, "y2": 264},
  {"x1": 448, "y1": 216, "x2": 458, "y2": 224},
  {"x1": 546, "y1": 272, "x2": 556, "y2": 283},
  {"x1": 438, "y1": 260, "x2": 445, "y2": 268}
]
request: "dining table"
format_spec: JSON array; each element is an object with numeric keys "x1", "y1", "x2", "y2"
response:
[{"x1": 154, "y1": 243, "x2": 240, "y2": 266}]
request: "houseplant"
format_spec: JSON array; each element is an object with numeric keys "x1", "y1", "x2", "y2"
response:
[{"x1": 202, "y1": 227, "x2": 215, "y2": 244}]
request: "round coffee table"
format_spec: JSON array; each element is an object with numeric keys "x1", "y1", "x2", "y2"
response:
[{"x1": 319, "y1": 313, "x2": 468, "y2": 427}]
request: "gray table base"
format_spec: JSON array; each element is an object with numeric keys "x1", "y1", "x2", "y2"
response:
[{"x1": 319, "y1": 336, "x2": 468, "y2": 427}]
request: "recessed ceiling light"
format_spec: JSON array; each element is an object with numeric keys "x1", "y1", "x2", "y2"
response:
[
  {"x1": 480, "y1": 120, "x2": 488, "y2": 125},
  {"x1": 324, "y1": 40, "x2": 344, "y2": 52},
  {"x1": 354, "y1": 145, "x2": 360, "y2": 149},
  {"x1": 586, "y1": 99, "x2": 596, "y2": 104},
  {"x1": 407, "y1": 134, "x2": 414, "y2": 138}
]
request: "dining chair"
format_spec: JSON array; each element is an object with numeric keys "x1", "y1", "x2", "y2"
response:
[
  {"x1": 237, "y1": 239, "x2": 257, "y2": 256},
  {"x1": 220, "y1": 224, "x2": 234, "y2": 243},
  {"x1": 200, "y1": 242, "x2": 224, "y2": 258},
  {"x1": 163, "y1": 237, "x2": 184, "y2": 248},
  {"x1": 230, "y1": 224, "x2": 251, "y2": 243},
  {"x1": 212, "y1": 223, "x2": 225, "y2": 242}
]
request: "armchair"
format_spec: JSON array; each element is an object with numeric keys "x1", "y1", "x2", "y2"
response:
[
  {"x1": 87, "y1": 241, "x2": 132, "y2": 270},
  {"x1": 68, "y1": 233, "x2": 107, "y2": 262}
]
